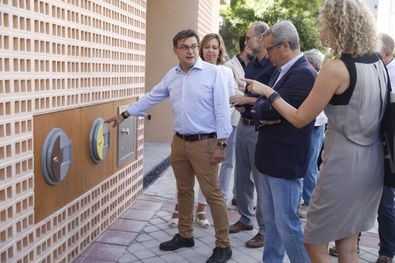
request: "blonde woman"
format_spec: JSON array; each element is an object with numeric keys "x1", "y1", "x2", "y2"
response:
[
  {"x1": 168, "y1": 33, "x2": 237, "y2": 230},
  {"x1": 244, "y1": 0, "x2": 387, "y2": 262}
]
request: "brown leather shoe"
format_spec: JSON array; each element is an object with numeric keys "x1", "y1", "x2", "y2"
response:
[
  {"x1": 246, "y1": 233, "x2": 265, "y2": 248},
  {"x1": 229, "y1": 221, "x2": 253, "y2": 233}
]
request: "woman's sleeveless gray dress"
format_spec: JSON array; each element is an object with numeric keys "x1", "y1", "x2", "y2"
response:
[{"x1": 304, "y1": 54, "x2": 388, "y2": 244}]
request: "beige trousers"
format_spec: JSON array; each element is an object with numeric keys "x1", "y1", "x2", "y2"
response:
[{"x1": 171, "y1": 134, "x2": 230, "y2": 248}]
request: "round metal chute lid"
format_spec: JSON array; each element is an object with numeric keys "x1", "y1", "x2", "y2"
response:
[
  {"x1": 89, "y1": 117, "x2": 110, "y2": 164},
  {"x1": 41, "y1": 128, "x2": 73, "y2": 186}
]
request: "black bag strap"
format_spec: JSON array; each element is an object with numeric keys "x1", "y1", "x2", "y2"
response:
[{"x1": 379, "y1": 55, "x2": 395, "y2": 187}]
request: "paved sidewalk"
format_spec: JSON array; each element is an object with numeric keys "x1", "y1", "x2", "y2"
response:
[{"x1": 74, "y1": 165, "x2": 381, "y2": 263}]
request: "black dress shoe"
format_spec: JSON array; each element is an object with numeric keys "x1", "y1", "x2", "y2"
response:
[
  {"x1": 206, "y1": 247, "x2": 232, "y2": 263},
  {"x1": 159, "y1": 234, "x2": 194, "y2": 251}
]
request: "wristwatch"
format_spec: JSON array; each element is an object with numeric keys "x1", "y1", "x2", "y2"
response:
[
  {"x1": 121, "y1": 111, "x2": 130, "y2": 119},
  {"x1": 217, "y1": 141, "x2": 227, "y2": 149}
]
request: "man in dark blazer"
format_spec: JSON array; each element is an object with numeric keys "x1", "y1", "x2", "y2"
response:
[{"x1": 252, "y1": 20, "x2": 316, "y2": 262}]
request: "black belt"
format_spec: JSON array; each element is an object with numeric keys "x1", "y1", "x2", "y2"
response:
[
  {"x1": 241, "y1": 118, "x2": 256, "y2": 126},
  {"x1": 175, "y1": 132, "x2": 217, "y2": 142}
]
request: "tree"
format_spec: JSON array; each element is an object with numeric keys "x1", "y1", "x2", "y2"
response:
[{"x1": 220, "y1": 0, "x2": 324, "y2": 57}]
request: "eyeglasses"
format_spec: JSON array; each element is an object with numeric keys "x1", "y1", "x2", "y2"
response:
[
  {"x1": 177, "y1": 44, "x2": 199, "y2": 51},
  {"x1": 266, "y1": 42, "x2": 283, "y2": 54}
]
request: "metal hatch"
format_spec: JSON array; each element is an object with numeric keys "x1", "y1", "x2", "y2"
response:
[
  {"x1": 117, "y1": 105, "x2": 137, "y2": 167},
  {"x1": 41, "y1": 128, "x2": 72, "y2": 185},
  {"x1": 89, "y1": 117, "x2": 110, "y2": 164}
]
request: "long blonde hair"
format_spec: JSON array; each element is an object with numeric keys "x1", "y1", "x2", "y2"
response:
[{"x1": 319, "y1": 0, "x2": 378, "y2": 58}]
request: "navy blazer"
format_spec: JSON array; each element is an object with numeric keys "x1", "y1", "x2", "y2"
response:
[{"x1": 254, "y1": 55, "x2": 317, "y2": 180}]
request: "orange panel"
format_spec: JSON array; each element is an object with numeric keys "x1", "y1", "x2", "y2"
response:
[
  {"x1": 34, "y1": 108, "x2": 83, "y2": 222},
  {"x1": 34, "y1": 98, "x2": 138, "y2": 222},
  {"x1": 81, "y1": 103, "x2": 114, "y2": 191}
]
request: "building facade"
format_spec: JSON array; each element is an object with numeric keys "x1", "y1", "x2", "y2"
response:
[
  {"x1": 377, "y1": 0, "x2": 395, "y2": 39},
  {"x1": 0, "y1": 0, "x2": 223, "y2": 262}
]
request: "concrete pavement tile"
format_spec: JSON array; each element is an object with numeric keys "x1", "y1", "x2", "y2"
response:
[
  {"x1": 229, "y1": 247, "x2": 247, "y2": 258},
  {"x1": 141, "y1": 257, "x2": 167, "y2": 263},
  {"x1": 132, "y1": 200, "x2": 162, "y2": 211},
  {"x1": 76, "y1": 257, "x2": 116, "y2": 263},
  {"x1": 360, "y1": 232, "x2": 379, "y2": 249},
  {"x1": 198, "y1": 235, "x2": 216, "y2": 245},
  {"x1": 227, "y1": 259, "x2": 239, "y2": 263},
  {"x1": 138, "y1": 195, "x2": 163, "y2": 202},
  {"x1": 121, "y1": 209, "x2": 156, "y2": 221},
  {"x1": 143, "y1": 225, "x2": 160, "y2": 233},
  {"x1": 228, "y1": 216, "x2": 242, "y2": 225},
  {"x1": 155, "y1": 222, "x2": 172, "y2": 230},
  {"x1": 110, "y1": 218, "x2": 147, "y2": 232},
  {"x1": 127, "y1": 242, "x2": 146, "y2": 253},
  {"x1": 361, "y1": 246, "x2": 379, "y2": 255},
  {"x1": 283, "y1": 255, "x2": 291, "y2": 263},
  {"x1": 161, "y1": 227, "x2": 178, "y2": 236},
  {"x1": 190, "y1": 239, "x2": 206, "y2": 248},
  {"x1": 96, "y1": 230, "x2": 138, "y2": 246},
  {"x1": 186, "y1": 255, "x2": 209, "y2": 263},
  {"x1": 161, "y1": 201, "x2": 176, "y2": 211},
  {"x1": 80, "y1": 242, "x2": 125, "y2": 261},
  {"x1": 118, "y1": 253, "x2": 138, "y2": 263},
  {"x1": 141, "y1": 239, "x2": 160, "y2": 249},
  {"x1": 360, "y1": 259, "x2": 375, "y2": 263},
  {"x1": 133, "y1": 249, "x2": 156, "y2": 260},
  {"x1": 150, "y1": 217, "x2": 166, "y2": 225},
  {"x1": 229, "y1": 235, "x2": 247, "y2": 246},
  {"x1": 136, "y1": 233, "x2": 153, "y2": 242},
  {"x1": 232, "y1": 252, "x2": 260, "y2": 263},
  {"x1": 193, "y1": 245, "x2": 213, "y2": 255},
  {"x1": 176, "y1": 247, "x2": 205, "y2": 259},
  {"x1": 231, "y1": 230, "x2": 257, "y2": 242},
  {"x1": 241, "y1": 247, "x2": 263, "y2": 259},
  {"x1": 191, "y1": 227, "x2": 209, "y2": 238},
  {"x1": 156, "y1": 211, "x2": 171, "y2": 218},
  {"x1": 150, "y1": 248, "x2": 176, "y2": 256},
  {"x1": 160, "y1": 253, "x2": 188, "y2": 262},
  {"x1": 72, "y1": 256, "x2": 86, "y2": 263},
  {"x1": 359, "y1": 252, "x2": 378, "y2": 263},
  {"x1": 148, "y1": 230, "x2": 172, "y2": 240}
]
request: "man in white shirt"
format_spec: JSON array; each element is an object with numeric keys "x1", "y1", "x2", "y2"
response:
[
  {"x1": 106, "y1": 29, "x2": 233, "y2": 263},
  {"x1": 220, "y1": 35, "x2": 253, "y2": 203}
]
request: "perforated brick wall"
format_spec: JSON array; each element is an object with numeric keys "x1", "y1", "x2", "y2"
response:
[{"x1": 0, "y1": 0, "x2": 146, "y2": 262}]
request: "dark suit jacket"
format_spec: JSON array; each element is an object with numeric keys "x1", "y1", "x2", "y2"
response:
[{"x1": 254, "y1": 55, "x2": 317, "y2": 180}]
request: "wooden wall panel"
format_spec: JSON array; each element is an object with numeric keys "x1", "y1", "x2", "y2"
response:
[
  {"x1": 81, "y1": 103, "x2": 115, "y2": 191},
  {"x1": 34, "y1": 108, "x2": 83, "y2": 222},
  {"x1": 34, "y1": 98, "x2": 138, "y2": 222}
]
